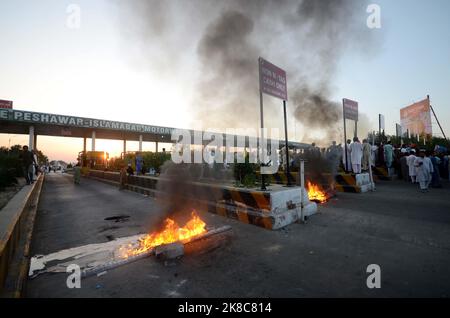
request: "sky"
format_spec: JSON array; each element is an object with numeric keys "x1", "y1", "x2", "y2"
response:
[{"x1": 0, "y1": 0, "x2": 449, "y2": 162}]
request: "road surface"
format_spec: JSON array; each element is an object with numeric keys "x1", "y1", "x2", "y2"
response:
[{"x1": 26, "y1": 172, "x2": 450, "y2": 297}]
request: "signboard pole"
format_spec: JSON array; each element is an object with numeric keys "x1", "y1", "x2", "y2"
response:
[
  {"x1": 258, "y1": 57, "x2": 288, "y2": 190},
  {"x1": 258, "y1": 58, "x2": 266, "y2": 191},
  {"x1": 354, "y1": 120, "x2": 358, "y2": 138},
  {"x1": 283, "y1": 100, "x2": 291, "y2": 186},
  {"x1": 342, "y1": 99, "x2": 348, "y2": 172},
  {"x1": 428, "y1": 95, "x2": 447, "y2": 139},
  {"x1": 378, "y1": 115, "x2": 381, "y2": 143}
]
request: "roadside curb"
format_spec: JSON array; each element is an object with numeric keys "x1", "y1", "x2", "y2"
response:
[{"x1": 0, "y1": 174, "x2": 44, "y2": 298}]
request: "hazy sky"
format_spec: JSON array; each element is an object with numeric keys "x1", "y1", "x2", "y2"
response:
[{"x1": 0, "y1": 0, "x2": 449, "y2": 162}]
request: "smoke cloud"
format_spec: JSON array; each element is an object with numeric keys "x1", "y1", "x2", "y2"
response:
[{"x1": 115, "y1": 0, "x2": 378, "y2": 143}]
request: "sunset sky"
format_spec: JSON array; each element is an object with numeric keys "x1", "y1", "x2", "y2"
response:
[{"x1": 1, "y1": 0, "x2": 449, "y2": 162}]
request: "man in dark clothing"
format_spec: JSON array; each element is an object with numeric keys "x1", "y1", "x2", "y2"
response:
[
  {"x1": 400, "y1": 153, "x2": 409, "y2": 182},
  {"x1": 20, "y1": 145, "x2": 36, "y2": 185},
  {"x1": 126, "y1": 164, "x2": 134, "y2": 176}
]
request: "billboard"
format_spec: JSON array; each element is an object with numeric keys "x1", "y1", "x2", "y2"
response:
[
  {"x1": 259, "y1": 57, "x2": 288, "y2": 101},
  {"x1": 0, "y1": 99, "x2": 13, "y2": 109},
  {"x1": 400, "y1": 98, "x2": 432, "y2": 136},
  {"x1": 343, "y1": 98, "x2": 358, "y2": 121}
]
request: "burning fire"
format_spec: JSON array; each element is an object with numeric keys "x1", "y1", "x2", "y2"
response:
[
  {"x1": 120, "y1": 211, "x2": 207, "y2": 258},
  {"x1": 307, "y1": 181, "x2": 327, "y2": 203}
]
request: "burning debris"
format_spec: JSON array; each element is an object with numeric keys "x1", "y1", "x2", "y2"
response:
[
  {"x1": 29, "y1": 211, "x2": 233, "y2": 279},
  {"x1": 306, "y1": 181, "x2": 328, "y2": 203},
  {"x1": 119, "y1": 211, "x2": 207, "y2": 258}
]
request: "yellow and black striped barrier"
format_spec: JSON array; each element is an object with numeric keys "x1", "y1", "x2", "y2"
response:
[{"x1": 372, "y1": 166, "x2": 392, "y2": 181}]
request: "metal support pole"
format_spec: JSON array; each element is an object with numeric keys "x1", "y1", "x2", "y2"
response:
[
  {"x1": 33, "y1": 134, "x2": 37, "y2": 150},
  {"x1": 428, "y1": 95, "x2": 447, "y2": 139},
  {"x1": 91, "y1": 131, "x2": 96, "y2": 151},
  {"x1": 300, "y1": 160, "x2": 305, "y2": 222},
  {"x1": 259, "y1": 90, "x2": 266, "y2": 190},
  {"x1": 29, "y1": 126, "x2": 35, "y2": 150},
  {"x1": 123, "y1": 139, "x2": 127, "y2": 154},
  {"x1": 155, "y1": 141, "x2": 159, "y2": 153},
  {"x1": 283, "y1": 100, "x2": 291, "y2": 186},
  {"x1": 139, "y1": 135, "x2": 143, "y2": 152},
  {"x1": 343, "y1": 100, "x2": 348, "y2": 172}
]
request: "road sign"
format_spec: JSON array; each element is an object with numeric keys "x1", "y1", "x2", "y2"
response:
[
  {"x1": 0, "y1": 99, "x2": 13, "y2": 109},
  {"x1": 259, "y1": 57, "x2": 288, "y2": 101},
  {"x1": 343, "y1": 98, "x2": 358, "y2": 121}
]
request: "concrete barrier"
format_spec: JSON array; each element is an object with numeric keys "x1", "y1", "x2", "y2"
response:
[
  {"x1": 0, "y1": 174, "x2": 44, "y2": 296},
  {"x1": 86, "y1": 170, "x2": 317, "y2": 230}
]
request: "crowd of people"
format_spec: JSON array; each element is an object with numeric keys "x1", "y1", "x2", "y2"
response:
[
  {"x1": 281, "y1": 138, "x2": 450, "y2": 192},
  {"x1": 328, "y1": 140, "x2": 449, "y2": 193}
]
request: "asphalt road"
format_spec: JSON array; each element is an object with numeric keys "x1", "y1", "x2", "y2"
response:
[{"x1": 26, "y1": 172, "x2": 450, "y2": 297}]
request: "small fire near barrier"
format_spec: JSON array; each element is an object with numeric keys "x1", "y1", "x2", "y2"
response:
[
  {"x1": 307, "y1": 181, "x2": 328, "y2": 203},
  {"x1": 120, "y1": 211, "x2": 207, "y2": 258}
]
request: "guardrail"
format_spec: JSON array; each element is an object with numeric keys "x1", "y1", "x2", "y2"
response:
[{"x1": 0, "y1": 174, "x2": 44, "y2": 295}]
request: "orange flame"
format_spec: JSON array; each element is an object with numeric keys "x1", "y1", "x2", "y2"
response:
[
  {"x1": 307, "y1": 181, "x2": 327, "y2": 203},
  {"x1": 120, "y1": 211, "x2": 207, "y2": 258}
]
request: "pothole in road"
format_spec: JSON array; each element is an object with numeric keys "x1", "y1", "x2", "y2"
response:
[{"x1": 104, "y1": 215, "x2": 130, "y2": 222}]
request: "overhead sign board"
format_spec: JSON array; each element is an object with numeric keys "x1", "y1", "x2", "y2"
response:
[
  {"x1": 259, "y1": 57, "x2": 288, "y2": 101},
  {"x1": 343, "y1": 98, "x2": 358, "y2": 121},
  {"x1": 0, "y1": 109, "x2": 174, "y2": 135},
  {"x1": 0, "y1": 99, "x2": 13, "y2": 109}
]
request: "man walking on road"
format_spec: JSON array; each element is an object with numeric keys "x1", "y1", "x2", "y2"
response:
[
  {"x1": 414, "y1": 151, "x2": 432, "y2": 192},
  {"x1": 19, "y1": 145, "x2": 36, "y2": 185}
]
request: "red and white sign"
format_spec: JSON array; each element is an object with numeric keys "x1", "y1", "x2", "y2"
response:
[
  {"x1": 0, "y1": 99, "x2": 13, "y2": 109},
  {"x1": 259, "y1": 57, "x2": 288, "y2": 101},
  {"x1": 343, "y1": 98, "x2": 358, "y2": 121}
]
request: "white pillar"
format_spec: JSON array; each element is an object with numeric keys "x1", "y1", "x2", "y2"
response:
[
  {"x1": 139, "y1": 135, "x2": 143, "y2": 152},
  {"x1": 91, "y1": 131, "x2": 96, "y2": 151},
  {"x1": 29, "y1": 126, "x2": 35, "y2": 150},
  {"x1": 155, "y1": 141, "x2": 159, "y2": 153}
]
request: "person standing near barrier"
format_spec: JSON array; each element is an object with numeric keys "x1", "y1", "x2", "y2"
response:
[
  {"x1": 362, "y1": 139, "x2": 371, "y2": 171},
  {"x1": 400, "y1": 153, "x2": 409, "y2": 182},
  {"x1": 384, "y1": 141, "x2": 394, "y2": 172},
  {"x1": 424, "y1": 151, "x2": 434, "y2": 188},
  {"x1": 73, "y1": 162, "x2": 81, "y2": 184},
  {"x1": 430, "y1": 151, "x2": 442, "y2": 188},
  {"x1": 406, "y1": 150, "x2": 417, "y2": 183},
  {"x1": 19, "y1": 145, "x2": 36, "y2": 185},
  {"x1": 342, "y1": 139, "x2": 352, "y2": 172},
  {"x1": 349, "y1": 137, "x2": 363, "y2": 174},
  {"x1": 119, "y1": 164, "x2": 127, "y2": 190}
]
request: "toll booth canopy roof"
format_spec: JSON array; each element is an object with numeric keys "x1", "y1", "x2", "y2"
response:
[{"x1": 0, "y1": 108, "x2": 309, "y2": 148}]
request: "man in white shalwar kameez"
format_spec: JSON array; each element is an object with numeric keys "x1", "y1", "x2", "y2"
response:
[
  {"x1": 342, "y1": 139, "x2": 352, "y2": 172},
  {"x1": 406, "y1": 151, "x2": 417, "y2": 183},
  {"x1": 424, "y1": 152, "x2": 434, "y2": 187},
  {"x1": 349, "y1": 137, "x2": 363, "y2": 174},
  {"x1": 414, "y1": 151, "x2": 432, "y2": 192}
]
